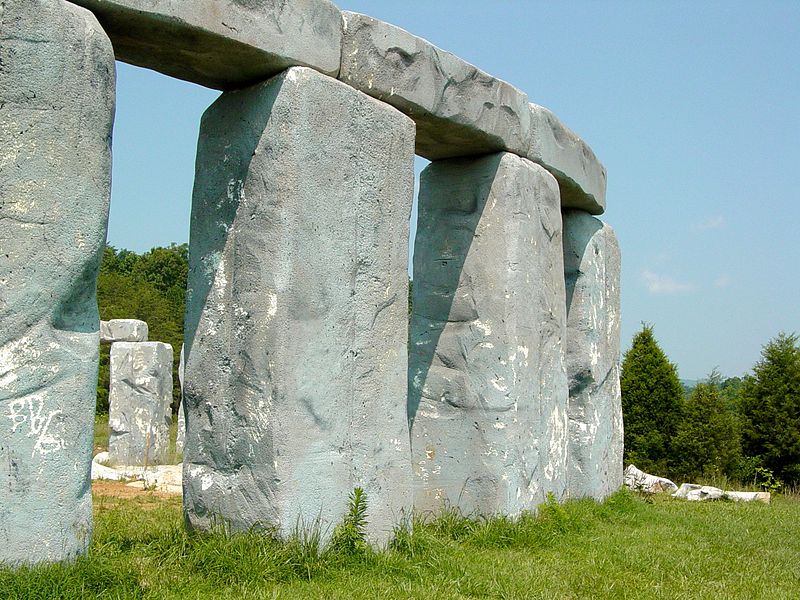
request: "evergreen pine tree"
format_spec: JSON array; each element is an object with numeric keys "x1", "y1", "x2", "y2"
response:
[
  {"x1": 740, "y1": 333, "x2": 800, "y2": 485},
  {"x1": 671, "y1": 380, "x2": 742, "y2": 481},
  {"x1": 620, "y1": 324, "x2": 684, "y2": 475}
]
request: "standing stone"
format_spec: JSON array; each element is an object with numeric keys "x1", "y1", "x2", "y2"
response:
[
  {"x1": 108, "y1": 342, "x2": 173, "y2": 466},
  {"x1": 0, "y1": 0, "x2": 114, "y2": 564},
  {"x1": 183, "y1": 66, "x2": 415, "y2": 546},
  {"x1": 563, "y1": 210, "x2": 623, "y2": 500},
  {"x1": 100, "y1": 319, "x2": 148, "y2": 343},
  {"x1": 175, "y1": 344, "x2": 186, "y2": 454},
  {"x1": 409, "y1": 152, "x2": 569, "y2": 517}
]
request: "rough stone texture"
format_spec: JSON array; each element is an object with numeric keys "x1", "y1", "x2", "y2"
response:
[
  {"x1": 623, "y1": 464, "x2": 678, "y2": 494},
  {"x1": 68, "y1": 0, "x2": 343, "y2": 90},
  {"x1": 409, "y1": 152, "x2": 568, "y2": 517},
  {"x1": 183, "y1": 67, "x2": 415, "y2": 546},
  {"x1": 108, "y1": 342, "x2": 173, "y2": 466},
  {"x1": 100, "y1": 319, "x2": 148, "y2": 343},
  {"x1": 0, "y1": 0, "x2": 114, "y2": 564},
  {"x1": 340, "y1": 12, "x2": 530, "y2": 161},
  {"x1": 563, "y1": 210, "x2": 622, "y2": 500},
  {"x1": 527, "y1": 104, "x2": 607, "y2": 214},
  {"x1": 176, "y1": 344, "x2": 185, "y2": 453}
]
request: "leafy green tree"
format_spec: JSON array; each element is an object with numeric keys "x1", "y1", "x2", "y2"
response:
[
  {"x1": 620, "y1": 324, "x2": 684, "y2": 475},
  {"x1": 671, "y1": 380, "x2": 742, "y2": 481},
  {"x1": 740, "y1": 333, "x2": 800, "y2": 485}
]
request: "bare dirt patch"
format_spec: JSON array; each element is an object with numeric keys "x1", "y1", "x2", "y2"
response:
[{"x1": 92, "y1": 479, "x2": 180, "y2": 507}]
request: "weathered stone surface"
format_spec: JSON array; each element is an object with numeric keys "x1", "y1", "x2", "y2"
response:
[
  {"x1": 108, "y1": 342, "x2": 173, "y2": 466},
  {"x1": 672, "y1": 483, "x2": 724, "y2": 501},
  {"x1": 563, "y1": 210, "x2": 622, "y2": 500},
  {"x1": 175, "y1": 344, "x2": 185, "y2": 454},
  {"x1": 68, "y1": 0, "x2": 343, "y2": 90},
  {"x1": 100, "y1": 319, "x2": 148, "y2": 343},
  {"x1": 183, "y1": 67, "x2": 415, "y2": 546},
  {"x1": 623, "y1": 464, "x2": 678, "y2": 494},
  {"x1": 527, "y1": 104, "x2": 607, "y2": 214},
  {"x1": 409, "y1": 152, "x2": 569, "y2": 516},
  {"x1": 340, "y1": 12, "x2": 531, "y2": 161},
  {"x1": 0, "y1": 0, "x2": 114, "y2": 564}
]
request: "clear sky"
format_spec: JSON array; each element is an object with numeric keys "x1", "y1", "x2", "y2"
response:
[{"x1": 107, "y1": 1, "x2": 800, "y2": 381}]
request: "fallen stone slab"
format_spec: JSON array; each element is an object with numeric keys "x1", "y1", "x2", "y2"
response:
[
  {"x1": 340, "y1": 12, "x2": 531, "y2": 161},
  {"x1": 563, "y1": 211, "x2": 622, "y2": 501},
  {"x1": 68, "y1": 0, "x2": 343, "y2": 89},
  {"x1": 92, "y1": 451, "x2": 182, "y2": 494},
  {"x1": 183, "y1": 66, "x2": 414, "y2": 547},
  {"x1": 409, "y1": 152, "x2": 569, "y2": 516},
  {"x1": 0, "y1": 0, "x2": 114, "y2": 565},
  {"x1": 108, "y1": 342, "x2": 173, "y2": 466},
  {"x1": 528, "y1": 104, "x2": 607, "y2": 214},
  {"x1": 100, "y1": 319, "x2": 148, "y2": 343},
  {"x1": 623, "y1": 464, "x2": 678, "y2": 494},
  {"x1": 672, "y1": 483, "x2": 771, "y2": 503}
]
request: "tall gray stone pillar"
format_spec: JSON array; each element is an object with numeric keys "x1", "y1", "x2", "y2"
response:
[
  {"x1": 183, "y1": 66, "x2": 415, "y2": 546},
  {"x1": 0, "y1": 0, "x2": 114, "y2": 564},
  {"x1": 563, "y1": 210, "x2": 623, "y2": 500},
  {"x1": 108, "y1": 342, "x2": 173, "y2": 466},
  {"x1": 409, "y1": 152, "x2": 569, "y2": 517}
]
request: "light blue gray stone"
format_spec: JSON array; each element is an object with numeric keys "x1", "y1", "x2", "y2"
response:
[
  {"x1": 68, "y1": 0, "x2": 343, "y2": 90},
  {"x1": 176, "y1": 344, "x2": 185, "y2": 454},
  {"x1": 528, "y1": 104, "x2": 607, "y2": 215},
  {"x1": 563, "y1": 210, "x2": 623, "y2": 500},
  {"x1": 183, "y1": 66, "x2": 415, "y2": 546},
  {"x1": 0, "y1": 0, "x2": 114, "y2": 564},
  {"x1": 409, "y1": 152, "x2": 569, "y2": 517},
  {"x1": 108, "y1": 342, "x2": 173, "y2": 466},
  {"x1": 340, "y1": 12, "x2": 531, "y2": 161},
  {"x1": 100, "y1": 319, "x2": 148, "y2": 343}
]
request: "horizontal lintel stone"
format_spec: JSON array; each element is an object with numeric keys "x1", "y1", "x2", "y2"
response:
[
  {"x1": 528, "y1": 104, "x2": 607, "y2": 214},
  {"x1": 100, "y1": 319, "x2": 148, "y2": 343},
  {"x1": 340, "y1": 11, "x2": 531, "y2": 161},
  {"x1": 67, "y1": 0, "x2": 343, "y2": 90}
]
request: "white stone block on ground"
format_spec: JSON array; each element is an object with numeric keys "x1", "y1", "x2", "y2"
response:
[
  {"x1": 68, "y1": 0, "x2": 343, "y2": 89},
  {"x1": 563, "y1": 210, "x2": 623, "y2": 500},
  {"x1": 183, "y1": 66, "x2": 415, "y2": 546},
  {"x1": 528, "y1": 104, "x2": 607, "y2": 214},
  {"x1": 623, "y1": 464, "x2": 678, "y2": 494},
  {"x1": 108, "y1": 342, "x2": 173, "y2": 466},
  {"x1": 100, "y1": 319, "x2": 148, "y2": 343},
  {"x1": 0, "y1": 0, "x2": 114, "y2": 564},
  {"x1": 340, "y1": 12, "x2": 531, "y2": 161},
  {"x1": 409, "y1": 152, "x2": 569, "y2": 517}
]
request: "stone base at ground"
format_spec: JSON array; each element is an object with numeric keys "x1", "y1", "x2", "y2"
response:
[{"x1": 108, "y1": 342, "x2": 173, "y2": 466}]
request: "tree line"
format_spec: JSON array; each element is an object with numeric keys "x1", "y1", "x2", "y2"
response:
[{"x1": 621, "y1": 324, "x2": 800, "y2": 488}]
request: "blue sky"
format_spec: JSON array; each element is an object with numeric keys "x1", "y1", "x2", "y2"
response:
[{"x1": 107, "y1": 1, "x2": 800, "y2": 380}]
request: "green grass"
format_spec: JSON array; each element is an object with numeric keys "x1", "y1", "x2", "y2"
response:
[{"x1": 2, "y1": 489, "x2": 798, "y2": 599}]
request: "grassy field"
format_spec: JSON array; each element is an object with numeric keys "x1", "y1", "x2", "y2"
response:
[{"x1": 1, "y1": 484, "x2": 798, "y2": 599}]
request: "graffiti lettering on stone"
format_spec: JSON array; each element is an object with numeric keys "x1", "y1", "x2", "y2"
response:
[{"x1": 7, "y1": 397, "x2": 65, "y2": 457}]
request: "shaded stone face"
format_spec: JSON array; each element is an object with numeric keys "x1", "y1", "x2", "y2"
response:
[
  {"x1": 183, "y1": 66, "x2": 415, "y2": 546},
  {"x1": 108, "y1": 342, "x2": 173, "y2": 466},
  {"x1": 0, "y1": 0, "x2": 115, "y2": 565},
  {"x1": 563, "y1": 210, "x2": 623, "y2": 500},
  {"x1": 68, "y1": 0, "x2": 343, "y2": 89},
  {"x1": 409, "y1": 152, "x2": 569, "y2": 517},
  {"x1": 340, "y1": 12, "x2": 531, "y2": 161}
]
